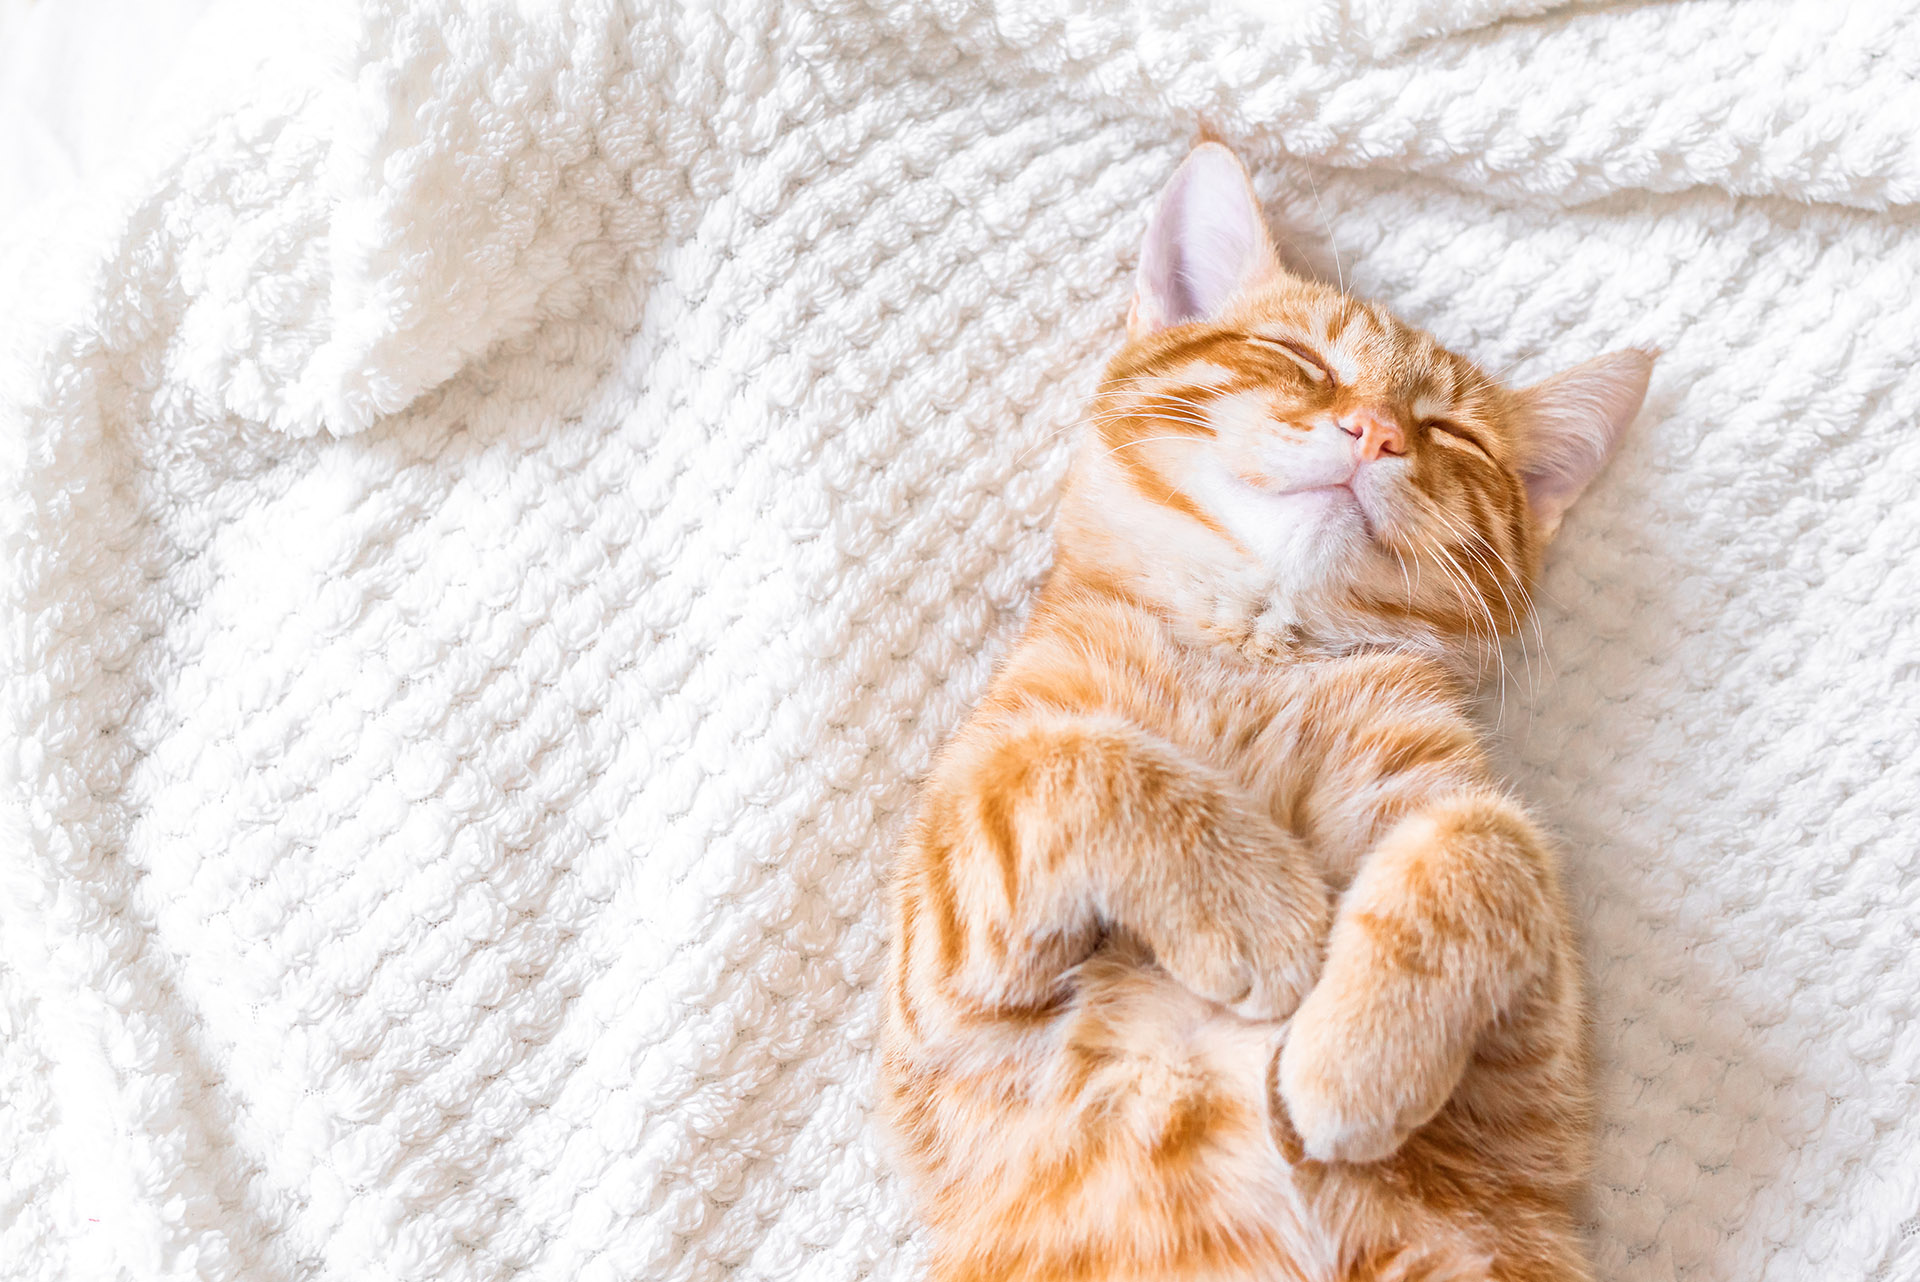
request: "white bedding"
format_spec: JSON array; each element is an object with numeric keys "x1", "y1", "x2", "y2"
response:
[
  {"x1": 3, "y1": 1, "x2": 1918, "y2": 1279},
  {"x1": 0, "y1": 0, "x2": 217, "y2": 224}
]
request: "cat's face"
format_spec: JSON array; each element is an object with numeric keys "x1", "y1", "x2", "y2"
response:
[{"x1": 1070, "y1": 144, "x2": 1652, "y2": 653}]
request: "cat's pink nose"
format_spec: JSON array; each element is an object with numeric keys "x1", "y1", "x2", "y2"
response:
[{"x1": 1342, "y1": 409, "x2": 1406, "y2": 461}]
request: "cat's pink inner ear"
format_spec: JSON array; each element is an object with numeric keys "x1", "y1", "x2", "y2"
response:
[
  {"x1": 1514, "y1": 348, "x2": 1656, "y2": 538},
  {"x1": 1132, "y1": 144, "x2": 1281, "y2": 335}
]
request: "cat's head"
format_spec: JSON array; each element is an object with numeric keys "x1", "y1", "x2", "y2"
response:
[{"x1": 1057, "y1": 142, "x2": 1653, "y2": 661}]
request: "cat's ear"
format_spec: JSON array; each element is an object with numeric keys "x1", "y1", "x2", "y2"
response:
[
  {"x1": 1512, "y1": 348, "x2": 1656, "y2": 539},
  {"x1": 1129, "y1": 143, "x2": 1284, "y2": 337}
]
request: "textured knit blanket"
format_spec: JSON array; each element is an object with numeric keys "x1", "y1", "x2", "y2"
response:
[{"x1": 4, "y1": 1, "x2": 1919, "y2": 1279}]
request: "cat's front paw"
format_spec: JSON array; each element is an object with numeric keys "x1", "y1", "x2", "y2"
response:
[
  {"x1": 1275, "y1": 1000, "x2": 1428, "y2": 1164},
  {"x1": 1191, "y1": 594, "x2": 1299, "y2": 661},
  {"x1": 1276, "y1": 1051, "x2": 1415, "y2": 1164},
  {"x1": 1227, "y1": 938, "x2": 1321, "y2": 1024},
  {"x1": 1157, "y1": 904, "x2": 1323, "y2": 1024}
]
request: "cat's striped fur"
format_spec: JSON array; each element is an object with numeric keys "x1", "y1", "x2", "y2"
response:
[{"x1": 880, "y1": 143, "x2": 1653, "y2": 1282}]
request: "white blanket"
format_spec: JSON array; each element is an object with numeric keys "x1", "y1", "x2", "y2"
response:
[{"x1": 5, "y1": 1, "x2": 1918, "y2": 1278}]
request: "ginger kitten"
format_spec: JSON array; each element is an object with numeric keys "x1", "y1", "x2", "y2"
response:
[{"x1": 878, "y1": 142, "x2": 1654, "y2": 1282}]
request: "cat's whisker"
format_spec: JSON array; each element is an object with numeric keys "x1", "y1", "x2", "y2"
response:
[
  {"x1": 1487, "y1": 351, "x2": 1534, "y2": 383},
  {"x1": 1090, "y1": 393, "x2": 1218, "y2": 418},
  {"x1": 1453, "y1": 537, "x2": 1529, "y2": 708},
  {"x1": 1408, "y1": 494, "x2": 1538, "y2": 699},
  {"x1": 1440, "y1": 520, "x2": 1533, "y2": 697},
  {"x1": 1145, "y1": 391, "x2": 1225, "y2": 415},
  {"x1": 1425, "y1": 556, "x2": 1500, "y2": 702},
  {"x1": 1090, "y1": 401, "x2": 1222, "y2": 430},
  {"x1": 1013, "y1": 417, "x2": 1094, "y2": 466},
  {"x1": 1101, "y1": 435, "x2": 1212, "y2": 459},
  {"x1": 1021, "y1": 399, "x2": 1219, "y2": 459},
  {"x1": 1420, "y1": 531, "x2": 1512, "y2": 719},
  {"x1": 1086, "y1": 409, "x2": 1219, "y2": 431},
  {"x1": 1303, "y1": 164, "x2": 1344, "y2": 294},
  {"x1": 1482, "y1": 552, "x2": 1549, "y2": 698},
  {"x1": 1413, "y1": 539, "x2": 1482, "y2": 644},
  {"x1": 1456, "y1": 530, "x2": 1553, "y2": 689},
  {"x1": 1439, "y1": 509, "x2": 1547, "y2": 700}
]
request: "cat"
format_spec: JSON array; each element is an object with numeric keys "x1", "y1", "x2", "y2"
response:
[{"x1": 878, "y1": 141, "x2": 1653, "y2": 1282}]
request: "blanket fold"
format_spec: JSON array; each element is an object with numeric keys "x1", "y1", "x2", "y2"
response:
[{"x1": 84, "y1": 0, "x2": 1920, "y2": 445}]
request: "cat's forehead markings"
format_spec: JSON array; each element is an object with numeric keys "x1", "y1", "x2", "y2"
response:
[
  {"x1": 1245, "y1": 321, "x2": 1359, "y2": 382},
  {"x1": 1324, "y1": 338, "x2": 1362, "y2": 387}
]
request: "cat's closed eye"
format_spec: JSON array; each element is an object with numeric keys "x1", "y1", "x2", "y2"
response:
[
  {"x1": 1422, "y1": 419, "x2": 1492, "y2": 459},
  {"x1": 1245, "y1": 334, "x2": 1334, "y2": 384}
]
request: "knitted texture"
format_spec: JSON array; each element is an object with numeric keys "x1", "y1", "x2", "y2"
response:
[{"x1": 3, "y1": 1, "x2": 1918, "y2": 1279}]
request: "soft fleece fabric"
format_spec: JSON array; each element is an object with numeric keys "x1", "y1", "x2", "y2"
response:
[{"x1": 4, "y1": 1, "x2": 1918, "y2": 1279}]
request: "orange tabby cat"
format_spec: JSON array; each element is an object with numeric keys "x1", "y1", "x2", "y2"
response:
[{"x1": 878, "y1": 142, "x2": 1654, "y2": 1282}]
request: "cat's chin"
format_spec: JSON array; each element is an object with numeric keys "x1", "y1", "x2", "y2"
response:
[
  {"x1": 1295, "y1": 484, "x2": 1371, "y2": 531},
  {"x1": 1232, "y1": 475, "x2": 1372, "y2": 540},
  {"x1": 1184, "y1": 465, "x2": 1373, "y2": 580}
]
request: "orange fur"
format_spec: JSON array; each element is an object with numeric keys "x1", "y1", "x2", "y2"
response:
[{"x1": 879, "y1": 144, "x2": 1652, "y2": 1282}]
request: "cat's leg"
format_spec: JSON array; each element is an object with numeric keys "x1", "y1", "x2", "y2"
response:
[
  {"x1": 903, "y1": 713, "x2": 1329, "y2": 1024},
  {"x1": 1275, "y1": 790, "x2": 1566, "y2": 1163}
]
